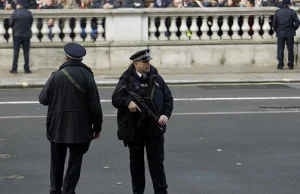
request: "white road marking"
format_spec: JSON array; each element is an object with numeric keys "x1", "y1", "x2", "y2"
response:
[
  {"x1": 1, "y1": 96, "x2": 300, "y2": 105},
  {"x1": 0, "y1": 100, "x2": 111, "y2": 104},
  {"x1": 174, "y1": 97, "x2": 300, "y2": 101},
  {"x1": 0, "y1": 110, "x2": 300, "y2": 119}
]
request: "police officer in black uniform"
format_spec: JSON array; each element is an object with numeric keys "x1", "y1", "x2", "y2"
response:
[
  {"x1": 39, "y1": 43, "x2": 103, "y2": 194},
  {"x1": 112, "y1": 49, "x2": 174, "y2": 194},
  {"x1": 273, "y1": 0, "x2": 300, "y2": 70},
  {"x1": 9, "y1": 0, "x2": 33, "y2": 74}
]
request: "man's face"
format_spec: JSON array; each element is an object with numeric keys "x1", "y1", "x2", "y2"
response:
[
  {"x1": 174, "y1": 0, "x2": 182, "y2": 7},
  {"x1": 211, "y1": 0, "x2": 217, "y2": 6},
  {"x1": 246, "y1": 0, "x2": 253, "y2": 6},
  {"x1": 1, "y1": 0, "x2": 7, "y2": 3},
  {"x1": 240, "y1": 0, "x2": 246, "y2": 6},
  {"x1": 46, "y1": 0, "x2": 53, "y2": 6},
  {"x1": 135, "y1": 60, "x2": 151, "y2": 74}
]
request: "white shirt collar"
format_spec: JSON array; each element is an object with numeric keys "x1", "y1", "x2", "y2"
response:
[{"x1": 136, "y1": 71, "x2": 143, "y2": 77}]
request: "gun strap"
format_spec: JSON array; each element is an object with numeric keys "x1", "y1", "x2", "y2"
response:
[
  {"x1": 61, "y1": 69, "x2": 87, "y2": 94},
  {"x1": 149, "y1": 77, "x2": 156, "y2": 100},
  {"x1": 149, "y1": 77, "x2": 159, "y2": 115}
]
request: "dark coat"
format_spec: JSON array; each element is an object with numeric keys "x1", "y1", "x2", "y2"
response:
[
  {"x1": 9, "y1": 7, "x2": 33, "y2": 38},
  {"x1": 112, "y1": 64, "x2": 173, "y2": 144},
  {"x1": 39, "y1": 61, "x2": 103, "y2": 144},
  {"x1": 27, "y1": 0, "x2": 38, "y2": 9},
  {"x1": 153, "y1": 0, "x2": 170, "y2": 7},
  {"x1": 114, "y1": 0, "x2": 145, "y2": 8},
  {"x1": 272, "y1": 7, "x2": 300, "y2": 37}
]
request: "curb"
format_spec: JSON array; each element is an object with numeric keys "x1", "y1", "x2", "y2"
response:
[{"x1": 1, "y1": 79, "x2": 300, "y2": 88}]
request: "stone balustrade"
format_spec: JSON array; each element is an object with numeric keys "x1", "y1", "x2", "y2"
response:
[
  {"x1": 0, "y1": 8, "x2": 299, "y2": 69},
  {"x1": 0, "y1": 9, "x2": 106, "y2": 43},
  {"x1": 147, "y1": 8, "x2": 279, "y2": 41}
]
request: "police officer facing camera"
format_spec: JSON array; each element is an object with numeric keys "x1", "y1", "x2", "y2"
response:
[
  {"x1": 39, "y1": 43, "x2": 103, "y2": 194},
  {"x1": 273, "y1": 0, "x2": 300, "y2": 70},
  {"x1": 112, "y1": 49, "x2": 174, "y2": 194}
]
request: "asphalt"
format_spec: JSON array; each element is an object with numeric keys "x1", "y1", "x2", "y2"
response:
[
  {"x1": 2, "y1": 65, "x2": 300, "y2": 88},
  {"x1": 1, "y1": 84, "x2": 300, "y2": 194}
]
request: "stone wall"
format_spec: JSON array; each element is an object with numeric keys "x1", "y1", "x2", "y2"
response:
[
  {"x1": 0, "y1": 40, "x2": 295, "y2": 70},
  {"x1": 0, "y1": 8, "x2": 298, "y2": 70}
]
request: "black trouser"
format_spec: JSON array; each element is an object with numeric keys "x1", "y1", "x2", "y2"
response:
[
  {"x1": 50, "y1": 142, "x2": 90, "y2": 194},
  {"x1": 277, "y1": 37, "x2": 294, "y2": 67},
  {"x1": 128, "y1": 135, "x2": 168, "y2": 194},
  {"x1": 12, "y1": 36, "x2": 30, "y2": 71}
]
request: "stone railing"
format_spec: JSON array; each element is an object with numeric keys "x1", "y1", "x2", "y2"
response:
[
  {"x1": 0, "y1": 9, "x2": 106, "y2": 43},
  {"x1": 0, "y1": 8, "x2": 299, "y2": 69},
  {"x1": 147, "y1": 8, "x2": 278, "y2": 41},
  {"x1": 0, "y1": 8, "x2": 286, "y2": 43}
]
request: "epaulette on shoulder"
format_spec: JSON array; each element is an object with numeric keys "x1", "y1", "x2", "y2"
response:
[{"x1": 51, "y1": 70, "x2": 59, "y2": 75}]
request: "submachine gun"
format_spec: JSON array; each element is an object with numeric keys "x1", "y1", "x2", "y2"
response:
[{"x1": 118, "y1": 85, "x2": 164, "y2": 132}]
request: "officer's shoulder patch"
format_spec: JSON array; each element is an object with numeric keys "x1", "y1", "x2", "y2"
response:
[{"x1": 52, "y1": 70, "x2": 59, "y2": 75}]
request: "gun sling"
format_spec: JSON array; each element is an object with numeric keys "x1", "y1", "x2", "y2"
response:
[{"x1": 61, "y1": 69, "x2": 87, "y2": 94}]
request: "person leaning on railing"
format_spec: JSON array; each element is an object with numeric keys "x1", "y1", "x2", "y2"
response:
[
  {"x1": 169, "y1": 0, "x2": 185, "y2": 7},
  {"x1": 113, "y1": 0, "x2": 146, "y2": 8},
  {"x1": 148, "y1": 0, "x2": 170, "y2": 7},
  {"x1": 90, "y1": 0, "x2": 117, "y2": 8},
  {"x1": 39, "y1": 0, "x2": 63, "y2": 41},
  {"x1": 0, "y1": 0, "x2": 16, "y2": 10},
  {"x1": 225, "y1": 0, "x2": 238, "y2": 6},
  {"x1": 79, "y1": 0, "x2": 98, "y2": 40},
  {"x1": 188, "y1": 0, "x2": 210, "y2": 7}
]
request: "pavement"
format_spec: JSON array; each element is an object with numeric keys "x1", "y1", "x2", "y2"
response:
[
  {"x1": 1, "y1": 85, "x2": 300, "y2": 194},
  {"x1": 1, "y1": 65, "x2": 300, "y2": 88}
]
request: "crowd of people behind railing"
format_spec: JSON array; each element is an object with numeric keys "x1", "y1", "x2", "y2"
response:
[
  {"x1": 0, "y1": 0, "x2": 298, "y2": 10},
  {"x1": 0, "y1": 0, "x2": 298, "y2": 42}
]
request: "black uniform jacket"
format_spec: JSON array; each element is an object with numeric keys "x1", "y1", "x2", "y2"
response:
[
  {"x1": 39, "y1": 61, "x2": 103, "y2": 143},
  {"x1": 112, "y1": 64, "x2": 173, "y2": 142},
  {"x1": 9, "y1": 7, "x2": 33, "y2": 38},
  {"x1": 273, "y1": 7, "x2": 300, "y2": 38}
]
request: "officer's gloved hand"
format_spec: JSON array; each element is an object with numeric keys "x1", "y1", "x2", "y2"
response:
[{"x1": 158, "y1": 115, "x2": 168, "y2": 126}]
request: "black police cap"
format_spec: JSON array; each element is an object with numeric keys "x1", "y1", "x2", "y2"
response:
[
  {"x1": 64, "y1": 43, "x2": 86, "y2": 60},
  {"x1": 282, "y1": 0, "x2": 291, "y2": 5},
  {"x1": 129, "y1": 49, "x2": 153, "y2": 62}
]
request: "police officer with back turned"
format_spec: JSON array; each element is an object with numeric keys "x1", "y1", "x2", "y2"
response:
[
  {"x1": 9, "y1": 0, "x2": 33, "y2": 74},
  {"x1": 39, "y1": 43, "x2": 103, "y2": 194},
  {"x1": 273, "y1": 0, "x2": 300, "y2": 70}
]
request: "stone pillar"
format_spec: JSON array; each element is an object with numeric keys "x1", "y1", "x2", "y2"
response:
[
  {"x1": 211, "y1": 16, "x2": 220, "y2": 40},
  {"x1": 190, "y1": 16, "x2": 199, "y2": 40},
  {"x1": 221, "y1": 16, "x2": 230, "y2": 40},
  {"x1": 158, "y1": 17, "x2": 168, "y2": 41},
  {"x1": 200, "y1": 16, "x2": 210, "y2": 40}
]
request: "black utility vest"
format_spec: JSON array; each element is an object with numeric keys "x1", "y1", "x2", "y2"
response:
[{"x1": 131, "y1": 73, "x2": 157, "y2": 136}]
